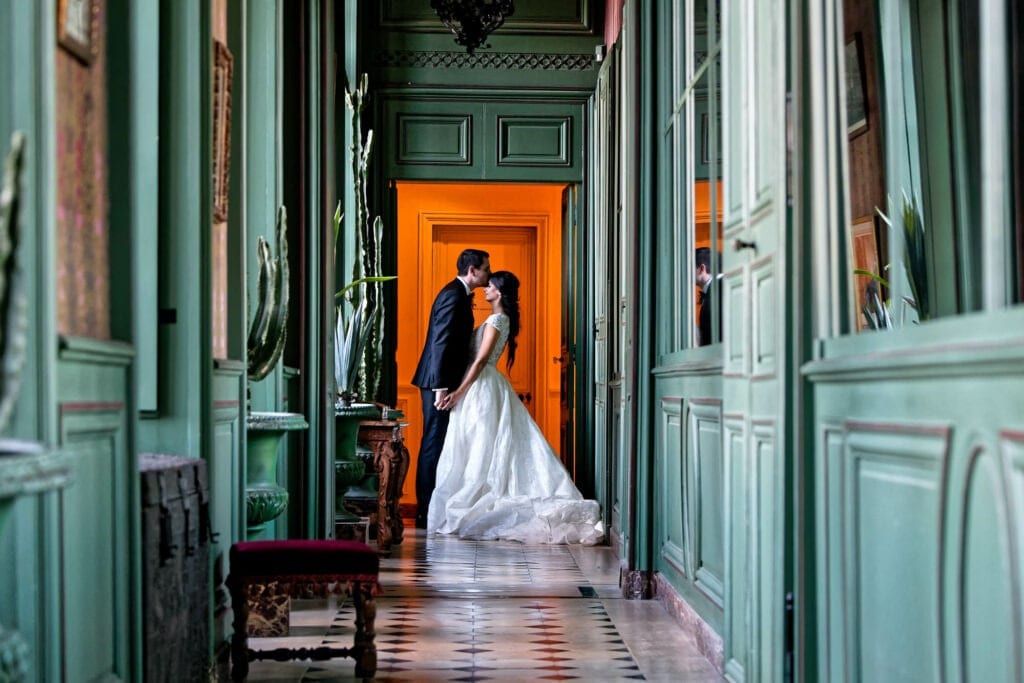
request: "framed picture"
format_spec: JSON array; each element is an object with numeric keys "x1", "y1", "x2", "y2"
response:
[
  {"x1": 845, "y1": 33, "x2": 868, "y2": 138},
  {"x1": 58, "y1": 0, "x2": 97, "y2": 64},
  {"x1": 851, "y1": 214, "x2": 883, "y2": 330},
  {"x1": 212, "y1": 40, "x2": 234, "y2": 223}
]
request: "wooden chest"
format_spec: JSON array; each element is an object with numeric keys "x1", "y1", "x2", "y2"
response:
[{"x1": 139, "y1": 454, "x2": 212, "y2": 682}]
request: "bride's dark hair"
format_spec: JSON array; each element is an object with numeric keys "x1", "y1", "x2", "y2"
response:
[{"x1": 490, "y1": 270, "x2": 521, "y2": 370}]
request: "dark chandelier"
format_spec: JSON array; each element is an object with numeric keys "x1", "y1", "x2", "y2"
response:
[{"x1": 430, "y1": 0, "x2": 515, "y2": 54}]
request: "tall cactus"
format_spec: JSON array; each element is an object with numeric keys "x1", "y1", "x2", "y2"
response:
[
  {"x1": 247, "y1": 205, "x2": 289, "y2": 381},
  {"x1": 0, "y1": 132, "x2": 27, "y2": 433},
  {"x1": 333, "y1": 202, "x2": 395, "y2": 407},
  {"x1": 343, "y1": 73, "x2": 392, "y2": 401}
]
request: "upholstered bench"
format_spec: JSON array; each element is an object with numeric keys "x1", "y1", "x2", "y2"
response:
[{"x1": 227, "y1": 539, "x2": 380, "y2": 680}]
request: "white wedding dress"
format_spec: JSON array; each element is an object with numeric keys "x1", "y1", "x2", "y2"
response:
[{"x1": 427, "y1": 313, "x2": 605, "y2": 545}]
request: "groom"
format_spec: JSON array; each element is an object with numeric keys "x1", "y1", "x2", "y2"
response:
[{"x1": 412, "y1": 248, "x2": 491, "y2": 528}]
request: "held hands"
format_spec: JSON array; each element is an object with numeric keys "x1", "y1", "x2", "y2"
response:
[{"x1": 436, "y1": 388, "x2": 465, "y2": 411}]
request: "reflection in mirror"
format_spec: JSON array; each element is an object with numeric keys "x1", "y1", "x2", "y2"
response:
[
  {"x1": 841, "y1": 0, "x2": 1004, "y2": 332},
  {"x1": 1012, "y1": 0, "x2": 1024, "y2": 302},
  {"x1": 693, "y1": 64, "x2": 722, "y2": 346},
  {"x1": 691, "y1": 0, "x2": 722, "y2": 347},
  {"x1": 841, "y1": 0, "x2": 889, "y2": 332}
]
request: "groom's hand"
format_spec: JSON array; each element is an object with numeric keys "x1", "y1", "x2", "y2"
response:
[{"x1": 433, "y1": 389, "x2": 450, "y2": 410}]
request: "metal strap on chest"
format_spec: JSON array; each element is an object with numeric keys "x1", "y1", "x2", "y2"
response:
[
  {"x1": 177, "y1": 469, "x2": 196, "y2": 556},
  {"x1": 157, "y1": 475, "x2": 178, "y2": 564}
]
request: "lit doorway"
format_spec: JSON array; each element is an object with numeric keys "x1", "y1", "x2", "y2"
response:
[{"x1": 394, "y1": 181, "x2": 567, "y2": 505}]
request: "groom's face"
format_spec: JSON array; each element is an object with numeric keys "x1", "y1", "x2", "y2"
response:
[{"x1": 467, "y1": 258, "x2": 491, "y2": 289}]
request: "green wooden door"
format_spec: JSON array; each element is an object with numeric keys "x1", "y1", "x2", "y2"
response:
[
  {"x1": 721, "y1": 0, "x2": 789, "y2": 679},
  {"x1": 643, "y1": 0, "x2": 729, "y2": 641}
]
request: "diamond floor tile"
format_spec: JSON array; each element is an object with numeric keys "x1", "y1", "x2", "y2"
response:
[{"x1": 221, "y1": 529, "x2": 724, "y2": 682}]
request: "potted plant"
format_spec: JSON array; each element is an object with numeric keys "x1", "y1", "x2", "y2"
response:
[
  {"x1": 333, "y1": 74, "x2": 396, "y2": 525},
  {"x1": 856, "y1": 192, "x2": 932, "y2": 329},
  {"x1": 244, "y1": 206, "x2": 308, "y2": 538},
  {"x1": 334, "y1": 73, "x2": 396, "y2": 408},
  {"x1": 333, "y1": 202, "x2": 395, "y2": 410}
]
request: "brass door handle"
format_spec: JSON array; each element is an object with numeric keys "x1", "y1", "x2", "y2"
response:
[{"x1": 517, "y1": 392, "x2": 532, "y2": 404}]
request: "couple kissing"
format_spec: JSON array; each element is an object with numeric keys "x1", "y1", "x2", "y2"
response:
[{"x1": 411, "y1": 248, "x2": 603, "y2": 545}]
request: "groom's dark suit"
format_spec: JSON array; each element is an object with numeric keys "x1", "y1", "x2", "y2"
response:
[{"x1": 412, "y1": 278, "x2": 475, "y2": 526}]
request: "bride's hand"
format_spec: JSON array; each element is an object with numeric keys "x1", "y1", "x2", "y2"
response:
[{"x1": 442, "y1": 389, "x2": 465, "y2": 410}]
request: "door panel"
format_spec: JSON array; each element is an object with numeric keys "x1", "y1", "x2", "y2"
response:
[
  {"x1": 431, "y1": 225, "x2": 537, "y2": 412},
  {"x1": 721, "y1": 0, "x2": 788, "y2": 679}
]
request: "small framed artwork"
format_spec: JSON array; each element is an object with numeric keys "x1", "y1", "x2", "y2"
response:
[
  {"x1": 212, "y1": 40, "x2": 234, "y2": 223},
  {"x1": 851, "y1": 214, "x2": 883, "y2": 330},
  {"x1": 845, "y1": 33, "x2": 868, "y2": 138},
  {"x1": 58, "y1": 0, "x2": 97, "y2": 65}
]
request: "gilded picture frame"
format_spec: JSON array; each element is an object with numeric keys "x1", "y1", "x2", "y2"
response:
[
  {"x1": 58, "y1": 0, "x2": 97, "y2": 65},
  {"x1": 212, "y1": 40, "x2": 234, "y2": 223},
  {"x1": 852, "y1": 214, "x2": 883, "y2": 330},
  {"x1": 845, "y1": 33, "x2": 869, "y2": 138}
]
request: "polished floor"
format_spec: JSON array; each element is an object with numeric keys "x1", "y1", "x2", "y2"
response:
[{"x1": 241, "y1": 529, "x2": 723, "y2": 681}]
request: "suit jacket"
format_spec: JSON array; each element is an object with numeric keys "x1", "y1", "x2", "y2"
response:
[
  {"x1": 412, "y1": 278, "x2": 475, "y2": 390},
  {"x1": 698, "y1": 280, "x2": 722, "y2": 346}
]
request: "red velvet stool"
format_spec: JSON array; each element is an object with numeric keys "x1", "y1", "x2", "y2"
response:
[{"x1": 227, "y1": 539, "x2": 380, "y2": 680}]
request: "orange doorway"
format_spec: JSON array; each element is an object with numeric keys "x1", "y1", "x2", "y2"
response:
[{"x1": 395, "y1": 181, "x2": 566, "y2": 507}]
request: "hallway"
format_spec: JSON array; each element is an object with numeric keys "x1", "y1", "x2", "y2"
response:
[{"x1": 238, "y1": 531, "x2": 724, "y2": 681}]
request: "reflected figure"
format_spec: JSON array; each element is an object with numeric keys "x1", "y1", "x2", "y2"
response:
[{"x1": 694, "y1": 247, "x2": 721, "y2": 346}]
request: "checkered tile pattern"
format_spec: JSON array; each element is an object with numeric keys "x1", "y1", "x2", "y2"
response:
[{"x1": 232, "y1": 530, "x2": 723, "y2": 682}]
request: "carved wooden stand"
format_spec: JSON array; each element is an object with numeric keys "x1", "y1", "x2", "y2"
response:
[
  {"x1": 356, "y1": 420, "x2": 410, "y2": 555},
  {"x1": 227, "y1": 540, "x2": 379, "y2": 680}
]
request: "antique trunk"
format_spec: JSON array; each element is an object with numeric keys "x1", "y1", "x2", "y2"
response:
[{"x1": 139, "y1": 454, "x2": 212, "y2": 682}]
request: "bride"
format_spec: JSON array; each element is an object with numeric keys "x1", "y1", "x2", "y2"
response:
[{"x1": 427, "y1": 270, "x2": 605, "y2": 545}]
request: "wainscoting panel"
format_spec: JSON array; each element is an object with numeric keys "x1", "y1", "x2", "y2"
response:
[
  {"x1": 818, "y1": 422, "x2": 848, "y2": 683},
  {"x1": 690, "y1": 400, "x2": 724, "y2": 608},
  {"x1": 750, "y1": 258, "x2": 776, "y2": 379},
  {"x1": 723, "y1": 265, "x2": 747, "y2": 377},
  {"x1": 495, "y1": 115, "x2": 571, "y2": 167},
  {"x1": 660, "y1": 398, "x2": 686, "y2": 576},
  {"x1": 383, "y1": 97, "x2": 585, "y2": 181},
  {"x1": 809, "y1": 322, "x2": 1024, "y2": 682},
  {"x1": 396, "y1": 112, "x2": 474, "y2": 165},
  {"x1": 844, "y1": 421, "x2": 948, "y2": 683},
  {"x1": 57, "y1": 339, "x2": 133, "y2": 682},
  {"x1": 722, "y1": 414, "x2": 748, "y2": 681},
  {"x1": 752, "y1": 419, "x2": 780, "y2": 682},
  {"x1": 923, "y1": 430, "x2": 1024, "y2": 683},
  {"x1": 211, "y1": 374, "x2": 243, "y2": 648},
  {"x1": 653, "y1": 386, "x2": 724, "y2": 635}
]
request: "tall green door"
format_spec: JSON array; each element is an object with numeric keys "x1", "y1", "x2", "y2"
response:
[{"x1": 720, "y1": 0, "x2": 789, "y2": 680}]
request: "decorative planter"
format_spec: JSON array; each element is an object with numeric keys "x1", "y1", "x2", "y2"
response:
[
  {"x1": 334, "y1": 403, "x2": 379, "y2": 523},
  {"x1": 245, "y1": 412, "x2": 308, "y2": 537},
  {"x1": 0, "y1": 440, "x2": 73, "y2": 683}
]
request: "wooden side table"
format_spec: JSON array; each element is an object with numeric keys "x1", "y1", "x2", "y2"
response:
[{"x1": 356, "y1": 420, "x2": 410, "y2": 554}]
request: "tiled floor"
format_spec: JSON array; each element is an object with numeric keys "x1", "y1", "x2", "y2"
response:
[{"x1": 239, "y1": 529, "x2": 723, "y2": 682}]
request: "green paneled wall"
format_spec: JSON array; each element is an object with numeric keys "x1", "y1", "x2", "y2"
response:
[
  {"x1": 652, "y1": 378, "x2": 725, "y2": 634},
  {"x1": 808, "y1": 311, "x2": 1024, "y2": 681},
  {"x1": 381, "y1": 95, "x2": 585, "y2": 181},
  {"x1": 367, "y1": 1, "x2": 601, "y2": 92}
]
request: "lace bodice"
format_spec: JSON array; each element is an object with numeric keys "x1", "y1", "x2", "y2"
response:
[{"x1": 473, "y1": 313, "x2": 510, "y2": 367}]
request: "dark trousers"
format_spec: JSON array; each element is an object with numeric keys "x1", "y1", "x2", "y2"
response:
[{"x1": 416, "y1": 388, "x2": 450, "y2": 524}]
